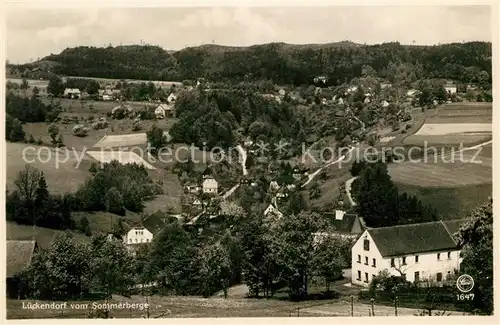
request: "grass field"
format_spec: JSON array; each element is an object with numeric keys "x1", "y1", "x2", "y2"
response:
[
  {"x1": 86, "y1": 151, "x2": 156, "y2": 169},
  {"x1": 6, "y1": 293, "x2": 469, "y2": 319},
  {"x1": 403, "y1": 103, "x2": 492, "y2": 146},
  {"x1": 396, "y1": 183, "x2": 492, "y2": 219},
  {"x1": 6, "y1": 142, "x2": 93, "y2": 195},
  {"x1": 6, "y1": 222, "x2": 89, "y2": 249}
]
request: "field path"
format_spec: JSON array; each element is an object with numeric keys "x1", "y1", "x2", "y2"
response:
[
  {"x1": 345, "y1": 177, "x2": 358, "y2": 206},
  {"x1": 301, "y1": 146, "x2": 356, "y2": 188}
]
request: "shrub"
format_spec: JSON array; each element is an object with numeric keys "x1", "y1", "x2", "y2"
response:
[{"x1": 72, "y1": 124, "x2": 90, "y2": 137}]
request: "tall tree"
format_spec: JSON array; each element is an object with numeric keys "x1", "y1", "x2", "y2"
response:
[
  {"x1": 47, "y1": 77, "x2": 65, "y2": 97},
  {"x1": 273, "y1": 211, "x2": 324, "y2": 299},
  {"x1": 88, "y1": 235, "x2": 134, "y2": 298},
  {"x1": 454, "y1": 199, "x2": 493, "y2": 314}
]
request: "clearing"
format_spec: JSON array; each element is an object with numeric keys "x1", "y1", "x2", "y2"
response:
[
  {"x1": 86, "y1": 151, "x2": 156, "y2": 169},
  {"x1": 6, "y1": 142, "x2": 93, "y2": 194},
  {"x1": 6, "y1": 222, "x2": 89, "y2": 249}
]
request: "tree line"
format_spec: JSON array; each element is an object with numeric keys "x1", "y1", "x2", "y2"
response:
[
  {"x1": 18, "y1": 207, "x2": 352, "y2": 301},
  {"x1": 6, "y1": 162, "x2": 163, "y2": 231},
  {"x1": 10, "y1": 42, "x2": 492, "y2": 87},
  {"x1": 350, "y1": 160, "x2": 438, "y2": 227}
]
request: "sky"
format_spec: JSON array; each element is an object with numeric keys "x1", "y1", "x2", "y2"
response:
[{"x1": 6, "y1": 5, "x2": 492, "y2": 64}]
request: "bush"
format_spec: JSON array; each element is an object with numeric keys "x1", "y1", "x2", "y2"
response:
[{"x1": 72, "y1": 124, "x2": 90, "y2": 137}]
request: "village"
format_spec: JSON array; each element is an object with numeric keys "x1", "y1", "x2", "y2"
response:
[{"x1": 4, "y1": 19, "x2": 494, "y2": 318}]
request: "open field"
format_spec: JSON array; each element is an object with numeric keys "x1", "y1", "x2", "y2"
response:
[
  {"x1": 86, "y1": 151, "x2": 156, "y2": 169},
  {"x1": 7, "y1": 77, "x2": 49, "y2": 88},
  {"x1": 396, "y1": 183, "x2": 492, "y2": 219},
  {"x1": 6, "y1": 294, "x2": 469, "y2": 319},
  {"x1": 6, "y1": 142, "x2": 93, "y2": 194},
  {"x1": 72, "y1": 211, "x2": 142, "y2": 234},
  {"x1": 402, "y1": 102, "x2": 491, "y2": 145},
  {"x1": 414, "y1": 123, "x2": 491, "y2": 136},
  {"x1": 6, "y1": 222, "x2": 89, "y2": 249},
  {"x1": 64, "y1": 76, "x2": 183, "y2": 88}
]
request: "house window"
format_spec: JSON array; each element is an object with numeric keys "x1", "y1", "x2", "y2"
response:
[
  {"x1": 402, "y1": 257, "x2": 406, "y2": 265},
  {"x1": 364, "y1": 273, "x2": 369, "y2": 283},
  {"x1": 390, "y1": 258, "x2": 395, "y2": 267},
  {"x1": 437, "y1": 253, "x2": 441, "y2": 260},
  {"x1": 414, "y1": 271, "x2": 420, "y2": 282},
  {"x1": 447, "y1": 252, "x2": 451, "y2": 260},
  {"x1": 415, "y1": 255, "x2": 419, "y2": 263},
  {"x1": 437, "y1": 273, "x2": 443, "y2": 282},
  {"x1": 129, "y1": 238, "x2": 132, "y2": 243},
  {"x1": 372, "y1": 258, "x2": 376, "y2": 267},
  {"x1": 135, "y1": 238, "x2": 138, "y2": 243},
  {"x1": 146, "y1": 239, "x2": 149, "y2": 242},
  {"x1": 357, "y1": 255, "x2": 361, "y2": 263},
  {"x1": 363, "y1": 239, "x2": 370, "y2": 251},
  {"x1": 357, "y1": 271, "x2": 361, "y2": 280},
  {"x1": 365, "y1": 257, "x2": 369, "y2": 265}
]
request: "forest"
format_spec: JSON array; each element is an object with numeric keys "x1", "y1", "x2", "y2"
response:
[{"x1": 9, "y1": 41, "x2": 492, "y2": 87}]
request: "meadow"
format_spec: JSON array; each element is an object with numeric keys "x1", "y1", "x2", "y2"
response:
[{"x1": 403, "y1": 103, "x2": 492, "y2": 146}]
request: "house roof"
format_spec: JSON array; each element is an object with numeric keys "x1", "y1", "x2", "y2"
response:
[
  {"x1": 7, "y1": 240, "x2": 37, "y2": 277},
  {"x1": 156, "y1": 104, "x2": 173, "y2": 111},
  {"x1": 324, "y1": 212, "x2": 361, "y2": 234},
  {"x1": 367, "y1": 220, "x2": 467, "y2": 257},
  {"x1": 140, "y1": 212, "x2": 166, "y2": 234}
]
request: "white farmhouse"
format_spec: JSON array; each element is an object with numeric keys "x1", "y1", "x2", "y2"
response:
[
  {"x1": 278, "y1": 88, "x2": 286, "y2": 97},
  {"x1": 123, "y1": 227, "x2": 153, "y2": 245},
  {"x1": 202, "y1": 177, "x2": 218, "y2": 194},
  {"x1": 351, "y1": 219, "x2": 465, "y2": 287}
]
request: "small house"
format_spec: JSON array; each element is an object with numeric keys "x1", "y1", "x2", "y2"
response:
[
  {"x1": 63, "y1": 88, "x2": 81, "y2": 99},
  {"x1": 202, "y1": 177, "x2": 218, "y2": 194},
  {"x1": 269, "y1": 181, "x2": 280, "y2": 192},
  {"x1": 123, "y1": 227, "x2": 153, "y2": 246},
  {"x1": 444, "y1": 81, "x2": 457, "y2": 95},
  {"x1": 167, "y1": 93, "x2": 177, "y2": 104},
  {"x1": 381, "y1": 100, "x2": 390, "y2": 108},
  {"x1": 264, "y1": 203, "x2": 283, "y2": 219},
  {"x1": 154, "y1": 105, "x2": 167, "y2": 119},
  {"x1": 278, "y1": 88, "x2": 286, "y2": 97}
]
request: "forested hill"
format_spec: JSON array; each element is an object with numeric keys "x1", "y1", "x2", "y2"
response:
[{"x1": 9, "y1": 41, "x2": 492, "y2": 86}]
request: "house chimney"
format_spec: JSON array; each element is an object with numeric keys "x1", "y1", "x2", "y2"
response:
[{"x1": 335, "y1": 210, "x2": 345, "y2": 220}]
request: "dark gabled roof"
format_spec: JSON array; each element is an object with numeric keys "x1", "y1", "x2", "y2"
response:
[
  {"x1": 442, "y1": 219, "x2": 468, "y2": 238},
  {"x1": 324, "y1": 212, "x2": 360, "y2": 234},
  {"x1": 368, "y1": 220, "x2": 463, "y2": 257},
  {"x1": 7, "y1": 240, "x2": 37, "y2": 278},
  {"x1": 140, "y1": 212, "x2": 166, "y2": 234}
]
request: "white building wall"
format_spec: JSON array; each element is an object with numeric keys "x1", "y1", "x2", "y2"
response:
[
  {"x1": 125, "y1": 228, "x2": 153, "y2": 245},
  {"x1": 445, "y1": 86, "x2": 457, "y2": 94},
  {"x1": 351, "y1": 231, "x2": 383, "y2": 286},
  {"x1": 352, "y1": 230, "x2": 461, "y2": 287}
]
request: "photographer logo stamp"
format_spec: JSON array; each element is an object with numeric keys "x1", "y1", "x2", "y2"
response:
[{"x1": 456, "y1": 274, "x2": 475, "y2": 293}]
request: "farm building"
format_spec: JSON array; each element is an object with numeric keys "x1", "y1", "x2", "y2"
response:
[
  {"x1": 63, "y1": 88, "x2": 81, "y2": 99},
  {"x1": 202, "y1": 176, "x2": 218, "y2": 194},
  {"x1": 444, "y1": 81, "x2": 457, "y2": 95},
  {"x1": 6, "y1": 240, "x2": 38, "y2": 299},
  {"x1": 277, "y1": 88, "x2": 286, "y2": 97},
  {"x1": 381, "y1": 100, "x2": 390, "y2": 107},
  {"x1": 351, "y1": 219, "x2": 466, "y2": 287}
]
